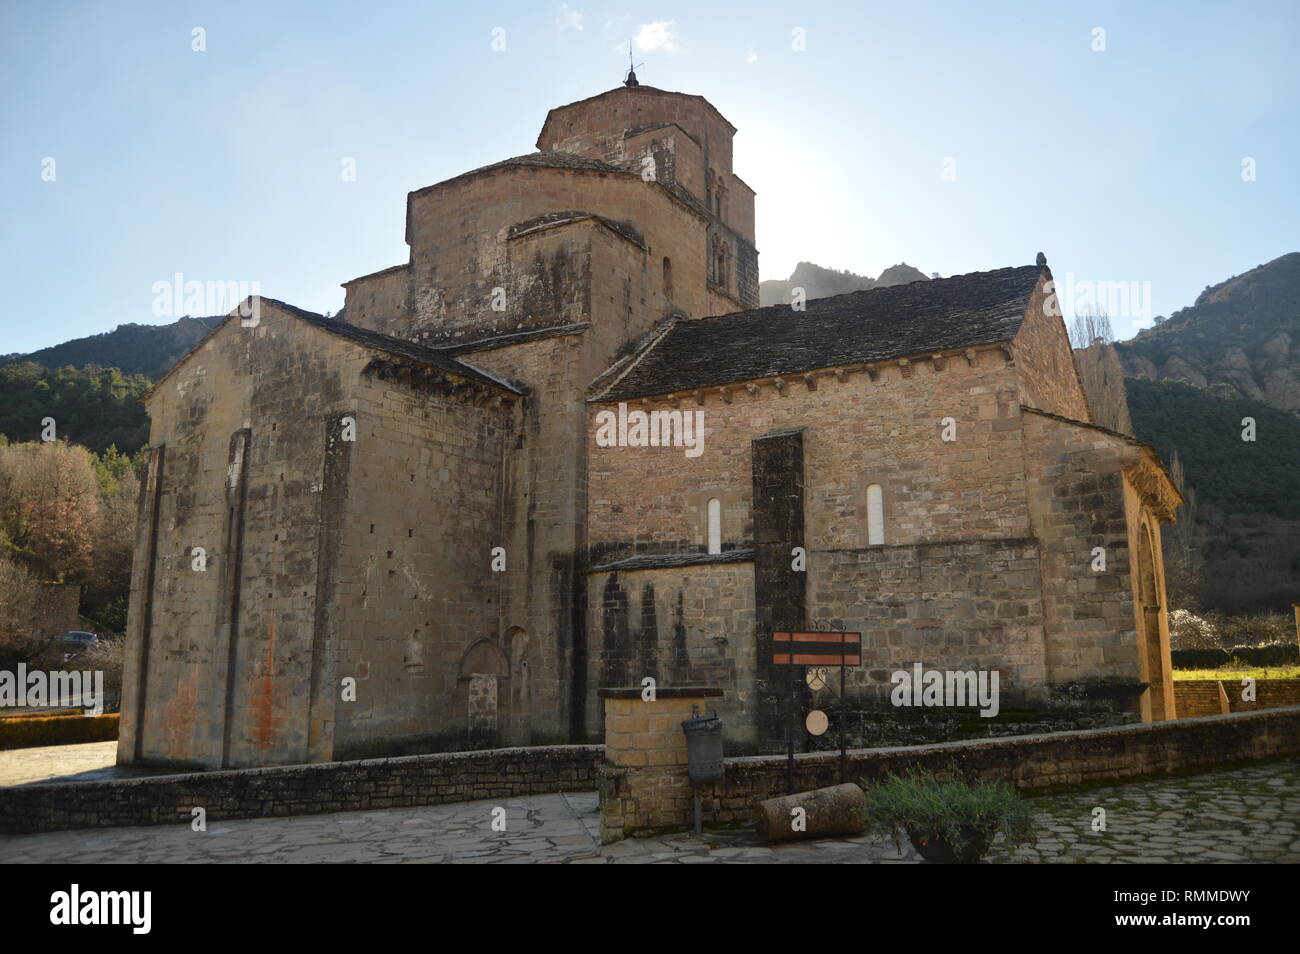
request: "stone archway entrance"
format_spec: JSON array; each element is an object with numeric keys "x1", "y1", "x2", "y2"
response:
[{"x1": 1137, "y1": 524, "x2": 1169, "y2": 721}]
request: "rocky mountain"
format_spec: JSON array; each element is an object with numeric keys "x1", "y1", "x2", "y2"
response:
[
  {"x1": 1107, "y1": 251, "x2": 1300, "y2": 615},
  {"x1": 1116, "y1": 252, "x2": 1299, "y2": 416},
  {"x1": 759, "y1": 261, "x2": 929, "y2": 307},
  {"x1": 2, "y1": 314, "x2": 223, "y2": 379}
]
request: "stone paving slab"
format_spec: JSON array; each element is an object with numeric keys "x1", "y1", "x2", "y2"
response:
[
  {"x1": 0, "y1": 741, "x2": 129, "y2": 787},
  {"x1": 1, "y1": 754, "x2": 1297, "y2": 864}
]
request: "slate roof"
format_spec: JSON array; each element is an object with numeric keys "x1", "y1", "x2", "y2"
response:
[
  {"x1": 596, "y1": 265, "x2": 1046, "y2": 401},
  {"x1": 509, "y1": 210, "x2": 645, "y2": 249},
  {"x1": 286, "y1": 304, "x2": 521, "y2": 393},
  {"x1": 590, "y1": 549, "x2": 754, "y2": 574},
  {"x1": 146, "y1": 299, "x2": 520, "y2": 399},
  {"x1": 406, "y1": 150, "x2": 708, "y2": 222},
  {"x1": 538, "y1": 86, "x2": 738, "y2": 143}
]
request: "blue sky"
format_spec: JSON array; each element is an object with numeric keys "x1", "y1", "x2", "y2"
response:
[{"x1": 2, "y1": 0, "x2": 1296, "y2": 354}]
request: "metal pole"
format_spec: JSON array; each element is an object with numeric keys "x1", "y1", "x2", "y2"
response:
[
  {"x1": 693, "y1": 788, "x2": 702, "y2": 835},
  {"x1": 786, "y1": 659, "x2": 794, "y2": 795},
  {"x1": 839, "y1": 644, "x2": 847, "y2": 784}
]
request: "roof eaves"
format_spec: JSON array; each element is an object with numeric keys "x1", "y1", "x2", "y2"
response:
[
  {"x1": 408, "y1": 153, "x2": 630, "y2": 201},
  {"x1": 341, "y1": 263, "x2": 409, "y2": 288}
]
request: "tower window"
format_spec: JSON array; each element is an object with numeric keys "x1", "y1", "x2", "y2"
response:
[
  {"x1": 713, "y1": 242, "x2": 730, "y2": 288},
  {"x1": 707, "y1": 498, "x2": 722, "y2": 554},
  {"x1": 663, "y1": 257, "x2": 673, "y2": 300},
  {"x1": 866, "y1": 484, "x2": 884, "y2": 546}
]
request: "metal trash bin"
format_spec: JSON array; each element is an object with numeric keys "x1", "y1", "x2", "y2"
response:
[{"x1": 681, "y1": 709, "x2": 724, "y2": 784}]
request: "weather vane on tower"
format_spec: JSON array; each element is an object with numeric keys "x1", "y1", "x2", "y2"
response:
[{"x1": 624, "y1": 45, "x2": 643, "y2": 87}]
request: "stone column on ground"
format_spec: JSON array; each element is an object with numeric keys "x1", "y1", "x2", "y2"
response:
[
  {"x1": 597, "y1": 686, "x2": 723, "y2": 844},
  {"x1": 754, "y1": 783, "x2": 867, "y2": 842}
]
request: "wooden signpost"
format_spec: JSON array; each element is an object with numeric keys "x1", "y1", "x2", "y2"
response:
[{"x1": 772, "y1": 631, "x2": 861, "y2": 791}]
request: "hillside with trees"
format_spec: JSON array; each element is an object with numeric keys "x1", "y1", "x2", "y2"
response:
[
  {"x1": 2, "y1": 314, "x2": 221, "y2": 379},
  {"x1": 0, "y1": 363, "x2": 152, "y2": 455}
]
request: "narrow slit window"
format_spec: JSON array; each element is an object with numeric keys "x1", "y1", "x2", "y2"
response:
[
  {"x1": 866, "y1": 484, "x2": 885, "y2": 546},
  {"x1": 707, "y1": 498, "x2": 722, "y2": 555}
]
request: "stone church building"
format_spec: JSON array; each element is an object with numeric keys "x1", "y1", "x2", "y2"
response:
[{"x1": 118, "y1": 80, "x2": 1180, "y2": 770}]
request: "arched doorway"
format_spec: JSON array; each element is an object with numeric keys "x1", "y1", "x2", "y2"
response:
[{"x1": 458, "y1": 639, "x2": 509, "y2": 745}]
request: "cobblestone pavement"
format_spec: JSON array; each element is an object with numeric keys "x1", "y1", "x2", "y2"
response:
[
  {"x1": 989, "y1": 759, "x2": 1300, "y2": 864},
  {"x1": 2, "y1": 755, "x2": 1297, "y2": 864}
]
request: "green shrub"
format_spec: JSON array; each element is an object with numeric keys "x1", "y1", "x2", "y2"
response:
[
  {"x1": 0, "y1": 713, "x2": 119, "y2": 750},
  {"x1": 861, "y1": 770, "x2": 1036, "y2": 863}
]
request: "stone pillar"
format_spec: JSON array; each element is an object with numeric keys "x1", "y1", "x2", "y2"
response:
[{"x1": 597, "y1": 687, "x2": 723, "y2": 844}]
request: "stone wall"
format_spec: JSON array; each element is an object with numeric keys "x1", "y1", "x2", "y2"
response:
[
  {"x1": 1021, "y1": 411, "x2": 1147, "y2": 697},
  {"x1": 1011, "y1": 275, "x2": 1092, "y2": 422},
  {"x1": 815, "y1": 538, "x2": 1048, "y2": 705},
  {"x1": 401, "y1": 164, "x2": 710, "y2": 344},
  {"x1": 585, "y1": 347, "x2": 1054, "y2": 737},
  {"x1": 0, "y1": 745, "x2": 601, "y2": 835},
  {"x1": 588, "y1": 345, "x2": 1031, "y2": 556},
  {"x1": 598, "y1": 701, "x2": 1300, "y2": 837},
  {"x1": 1176, "y1": 678, "x2": 1300, "y2": 717},
  {"x1": 536, "y1": 86, "x2": 741, "y2": 228},
  {"x1": 1174, "y1": 680, "x2": 1230, "y2": 718},
  {"x1": 121, "y1": 303, "x2": 521, "y2": 770},
  {"x1": 597, "y1": 688, "x2": 720, "y2": 842},
  {"x1": 587, "y1": 562, "x2": 756, "y2": 742},
  {"x1": 454, "y1": 221, "x2": 715, "y2": 745},
  {"x1": 328, "y1": 361, "x2": 516, "y2": 760},
  {"x1": 341, "y1": 264, "x2": 410, "y2": 336},
  {"x1": 698, "y1": 705, "x2": 1300, "y2": 827},
  {"x1": 122, "y1": 305, "x2": 366, "y2": 769}
]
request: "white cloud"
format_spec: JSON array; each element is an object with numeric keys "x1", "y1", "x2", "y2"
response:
[
  {"x1": 627, "y1": 20, "x2": 684, "y2": 56},
  {"x1": 557, "y1": 4, "x2": 583, "y2": 32},
  {"x1": 746, "y1": 48, "x2": 758, "y2": 64}
]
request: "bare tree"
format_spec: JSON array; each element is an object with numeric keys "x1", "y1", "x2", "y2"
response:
[
  {"x1": 0, "y1": 441, "x2": 101, "y2": 582},
  {"x1": 1070, "y1": 306, "x2": 1134, "y2": 435},
  {"x1": 1068, "y1": 305, "x2": 1115, "y2": 350},
  {"x1": 0, "y1": 555, "x2": 50, "y2": 661}
]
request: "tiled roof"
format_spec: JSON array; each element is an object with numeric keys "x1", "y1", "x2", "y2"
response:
[{"x1": 596, "y1": 265, "x2": 1046, "y2": 400}]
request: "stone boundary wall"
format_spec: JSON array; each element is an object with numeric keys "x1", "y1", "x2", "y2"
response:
[
  {"x1": 1234, "y1": 680, "x2": 1300, "y2": 711},
  {"x1": 1175, "y1": 678, "x2": 1300, "y2": 718},
  {"x1": 695, "y1": 705, "x2": 1300, "y2": 827},
  {"x1": 1174, "y1": 680, "x2": 1229, "y2": 718},
  {"x1": 0, "y1": 744, "x2": 602, "y2": 835}
]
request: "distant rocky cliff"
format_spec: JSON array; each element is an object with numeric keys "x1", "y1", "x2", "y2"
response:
[
  {"x1": 759, "y1": 261, "x2": 929, "y2": 307},
  {"x1": 1116, "y1": 252, "x2": 1299, "y2": 416}
]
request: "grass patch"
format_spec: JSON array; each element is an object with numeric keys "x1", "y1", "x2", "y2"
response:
[{"x1": 1172, "y1": 665, "x2": 1300, "y2": 681}]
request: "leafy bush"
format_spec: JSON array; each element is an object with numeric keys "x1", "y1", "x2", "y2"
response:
[
  {"x1": 0, "y1": 713, "x2": 118, "y2": 750},
  {"x1": 861, "y1": 771, "x2": 1036, "y2": 863}
]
